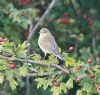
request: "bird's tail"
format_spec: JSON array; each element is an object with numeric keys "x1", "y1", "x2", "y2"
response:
[{"x1": 56, "y1": 53, "x2": 64, "y2": 60}]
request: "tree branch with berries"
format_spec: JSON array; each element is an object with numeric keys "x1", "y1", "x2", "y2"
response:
[
  {"x1": 0, "y1": 38, "x2": 100, "y2": 95},
  {"x1": 0, "y1": 0, "x2": 100, "y2": 95}
]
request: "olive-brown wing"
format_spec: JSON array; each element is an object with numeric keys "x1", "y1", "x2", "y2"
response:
[{"x1": 38, "y1": 35, "x2": 59, "y2": 54}]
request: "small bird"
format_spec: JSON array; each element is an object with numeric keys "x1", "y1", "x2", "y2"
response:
[{"x1": 38, "y1": 28, "x2": 63, "y2": 60}]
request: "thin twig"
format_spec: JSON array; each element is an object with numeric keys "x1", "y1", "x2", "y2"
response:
[
  {"x1": 28, "y1": 60, "x2": 69, "y2": 74},
  {"x1": 26, "y1": 76, "x2": 30, "y2": 95},
  {"x1": 91, "y1": 27, "x2": 97, "y2": 64},
  {"x1": 27, "y1": 0, "x2": 56, "y2": 42},
  {"x1": 27, "y1": 71, "x2": 63, "y2": 77},
  {"x1": 0, "y1": 55, "x2": 69, "y2": 74},
  {"x1": 29, "y1": 21, "x2": 34, "y2": 33}
]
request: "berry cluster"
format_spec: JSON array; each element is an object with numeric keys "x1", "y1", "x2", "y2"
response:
[{"x1": 0, "y1": 37, "x2": 9, "y2": 45}]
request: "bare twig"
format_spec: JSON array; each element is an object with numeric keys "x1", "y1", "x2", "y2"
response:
[
  {"x1": 0, "y1": 55, "x2": 69, "y2": 74},
  {"x1": 28, "y1": 60, "x2": 69, "y2": 74},
  {"x1": 27, "y1": 71, "x2": 63, "y2": 77},
  {"x1": 26, "y1": 76, "x2": 30, "y2": 95},
  {"x1": 27, "y1": 0, "x2": 56, "y2": 42},
  {"x1": 29, "y1": 21, "x2": 34, "y2": 33},
  {"x1": 91, "y1": 27, "x2": 97, "y2": 64}
]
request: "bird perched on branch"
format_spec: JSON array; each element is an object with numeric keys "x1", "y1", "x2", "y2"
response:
[{"x1": 38, "y1": 28, "x2": 63, "y2": 60}]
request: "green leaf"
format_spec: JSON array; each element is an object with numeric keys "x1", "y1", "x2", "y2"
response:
[
  {"x1": 0, "y1": 74, "x2": 4, "y2": 84},
  {"x1": 51, "y1": 86, "x2": 61, "y2": 95},
  {"x1": 16, "y1": 42, "x2": 28, "y2": 58},
  {"x1": 8, "y1": 77, "x2": 18, "y2": 90},
  {"x1": 47, "y1": 54, "x2": 58, "y2": 64},
  {"x1": 36, "y1": 78, "x2": 45, "y2": 89},
  {"x1": 19, "y1": 66, "x2": 28, "y2": 77},
  {"x1": 31, "y1": 54, "x2": 41, "y2": 60},
  {"x1": 76, "y1": 90, "x2": 88, "y2": 95},
  {"x1": 0, "y1": 59, "x2": 7, "y2": 70},
  {"x1": 66, "y1": 78, "x2": 73, "y2": 89},
  {"x1": 60, "y1": 82, "x2": 67, "y2": 93},
  {"x1": 81, "y1": 77, "x2": 92, "y2": 93},
  {"x1": 16, "y1": 50, "x2": 27, "y2": 58},
  {"x1": 65, "y1": 57, "x2": 76, "y2": 66},
  {"x1": 2, "y1": 42, "x2": 14, "y2": 56},
  {"x1": 35, "y1": 78, "x2": 52, "y2": 90},
  {"x1": 82, "y1": 83, "x2": 92, "y2": 93},
  {"x1": 76, "y1": 90, "x2": 83, "y2": 95},
  {"x1": 18, "y1": 41, "x2": 27, "y2": 50}
]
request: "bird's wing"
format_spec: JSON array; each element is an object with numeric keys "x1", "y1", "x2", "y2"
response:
[{"x1": 39, "y1": 35, "x2": 59, "y2": 54}]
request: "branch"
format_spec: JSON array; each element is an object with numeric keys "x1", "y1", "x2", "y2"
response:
[
  {"x1": 0, "y1": 55, "x2": 94, "y2": 79},
  {"x1": 27, "y1": 0, "x2": 56, "y2": 42},
  {"x1": 27, "y1": 71, "x2": 63, "y2": 77},
  {"x1": 0, "y1": 55, "x2": 69, "y2": 74},
  {"x1": 28, "y1": 60, "x2": 69, "y2": 74},
  {"x1": 26, "y1": 76, "x2": 30, "y2": 95}
]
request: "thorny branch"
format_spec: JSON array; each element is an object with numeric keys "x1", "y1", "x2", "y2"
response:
[
  {"x1": 0, "y1": 55, "x2": 92, "y2": 79},
  {"x1": 27, "y1": 0, "x2": 56, "y2": 42},
  {"x1": 0, "y1": 55, "x2": 69, "y2": 74},
  {"x1": 27, "y1": 71, "x2": 63, "y2": 77}
]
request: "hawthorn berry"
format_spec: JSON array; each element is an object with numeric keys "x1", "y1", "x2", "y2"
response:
[
  {"x1": 54, "y1": 82, "x2": 59, "y2": 87},
  {"x1": 0, "y1": 37, "x2": 5, "y2": 45},
  {"x1": 0, "y1": 37, "x2": 3, "y2": 42},
  {"x1": 88, "y1": 58, "x2": 92, "y2": 64},
  {"x1": 76, "y1": 77, "x2": 81, "y2": 83},
  {"x1": 19, "y1": 0, "x2": 31, "y2": 5},
  {"x1": 64, "y1": 12, "x2": 69, "y2": 17},
  {"x1": 60, "y1": 18, "x2": 69, "y2": 24},
  {"x1": 90, "y1": 74, "x2": 95, "y2": 79},
  {"x1": 87, "y1": 17, "x2": 93, "y2": 26},
  {"x1": 24, "y1": 31, "x2": 29, "y2": 37},
  {"x1": 68, "y1": 46, "x2": 75, "y2": 52},
  {"x1": 97, "y1": 87, "x2": 100, "y2": 91},
  {"x1": 10, "y1": 64, "x2": 15, "y2": 70},
  {"x1": 52, "y1": 80, "x2": 59, "y2": 87}
]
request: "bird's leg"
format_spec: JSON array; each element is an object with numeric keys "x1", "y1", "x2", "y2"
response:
[{"x1": 43, "y1": 53, "x2": 46, "y2": 60}]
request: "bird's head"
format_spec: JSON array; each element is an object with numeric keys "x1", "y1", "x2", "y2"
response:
[{"x1": 39, "y1": 28, "x2": 51, "y2": 35}]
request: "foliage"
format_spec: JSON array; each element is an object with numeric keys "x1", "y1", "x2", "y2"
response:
[{"x1": 0, "y1": 0, "x2": 100, "y2": 95}]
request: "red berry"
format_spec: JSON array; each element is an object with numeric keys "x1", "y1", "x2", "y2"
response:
[
  {"x1": 60, "y1": 18, "x2": 69, "y2": 24},
  {"x1": 48, "y1": 19, "x2": 53, "y2": 23},
  {"x1": 64, "y1": 12, "x2": 69, "y2": 17},
  {"x1": 24, "y1": 31, "x2": 29, "y2": 37},
  {"x1": 88, "y1": 58, "x2": 92, "y2": 64},
  {"x1": 68, "y1": 46, "x2": 75, "y2": 52},
  {"x1": 97, "y1": 87, "x2": 100, "y2": 91},
  {"x1": 87, "y1": 18, "x2": 93, "y2": 26},
  {"x1": 0, "y1": 37, "x2": 4, "y2": 45},
  {"x1": 90, "y1": 74, "x2": 95, "y2": 79},
  {"x1": 76, "y1": 77, "x2": 81, "y2": 83},
  {"x1": 0, "y1": 37, "x2": 3, "y2": 42},
  {"x1": 10, "y1": 64, "x2": 15, "y2": 70},
  {"x1": 19, "y1": 0, "x2": 31, "y2": 5},
  {"x1": 52, "y1": 80, "x2": 59, "y2": 87},
  {"x1": 53, "y1": 82, "x2": 59, "y2": 87}
]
